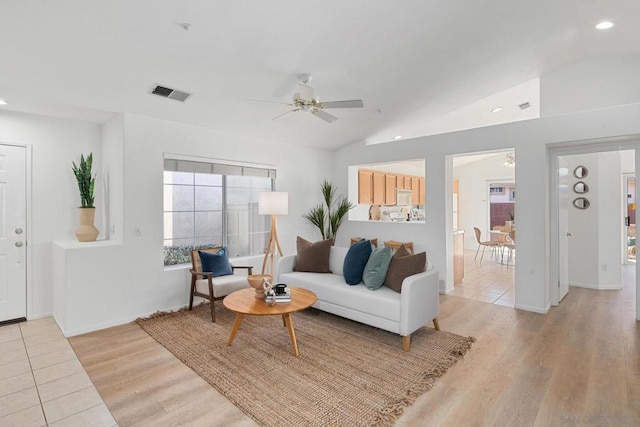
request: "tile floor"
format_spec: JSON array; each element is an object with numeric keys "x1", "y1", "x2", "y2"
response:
[
  {"x1": 0, "y1": 317, "x2": 116, "y2": 427},
  {"x1": 448, "y1": 249, "x2": 516, "y2": 307}
]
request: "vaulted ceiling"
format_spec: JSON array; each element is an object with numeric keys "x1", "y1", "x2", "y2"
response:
[{"x1": 1, "y1": 1, "x2": 639, "y2": 150}]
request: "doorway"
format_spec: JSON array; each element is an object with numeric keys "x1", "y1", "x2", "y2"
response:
[
  {"x1": 449, "y1": 149, "x2": 516, "y2": 306},
  {"x1": 0, "y1": 144, "x2": 28, "y2": 323},
  {"x1": 550, "y1": 144, "x2": 639, "y2": 321},
  {"x1": 624, "y1": 174, "x2": 636, "y2": 263}
]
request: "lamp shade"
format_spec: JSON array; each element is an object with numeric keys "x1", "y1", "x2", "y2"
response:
[{"x1": 259, "y1": 192, "x2": 289, "y2": 215}]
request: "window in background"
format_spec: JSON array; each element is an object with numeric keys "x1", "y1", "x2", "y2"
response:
[
  {"x1": 489, "y1": 182, "x2": 515, "y2": 229},
  {"x1": 163, "y1": 158, "x2": 275, "y2": 266}
]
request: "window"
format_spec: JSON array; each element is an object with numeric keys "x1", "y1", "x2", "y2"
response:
[
  {"x1": 163, "y1": 158, "x2": 275, "y2": 266},
  {"x1": 489, "y1": 187, "x2": 504, "y2": 194}
]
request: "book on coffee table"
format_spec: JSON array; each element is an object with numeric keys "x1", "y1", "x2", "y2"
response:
[{"x1": 266, "y1": 288, "x2": 291, "y2": 303}]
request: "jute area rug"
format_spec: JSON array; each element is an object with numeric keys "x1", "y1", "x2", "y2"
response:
[{"x1": 136, "y1": 303, "x2": 475, "y2": 427}]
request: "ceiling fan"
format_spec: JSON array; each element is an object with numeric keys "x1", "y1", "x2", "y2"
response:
[{"x1": 250, "y1": 74, "x2": 364, "y2": 123}]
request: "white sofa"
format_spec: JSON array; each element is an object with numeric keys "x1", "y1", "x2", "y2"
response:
[{"x1": 276, "y1": 246, "x2": 440, "y2": 351}]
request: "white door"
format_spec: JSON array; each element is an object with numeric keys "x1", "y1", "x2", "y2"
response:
[
  {"x1": 558, "y1": 157, "x2": 570, "y2": 302},
  {"x1": 0, "y1": 145, "x2": 27, "y2": 322}
]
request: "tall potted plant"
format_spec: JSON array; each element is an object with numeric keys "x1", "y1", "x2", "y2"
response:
[
  {"x1": 304, "y1": 180, "x2": 354, "y2": 243},
  {"x1": 72, "y1": 153, "x2": 99, "y2": 241}
]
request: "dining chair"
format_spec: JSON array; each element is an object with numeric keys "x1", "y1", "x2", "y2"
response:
[
  {"x1": 473, "y1": 227, "x2": 502, "y2": 263},
  {"x1": 502, "y1": 230, "x2": 516, "y2": 268}
]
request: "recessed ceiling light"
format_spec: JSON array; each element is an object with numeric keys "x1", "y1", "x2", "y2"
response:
[
  {"x1": 0, "y1": 99, "x2": 7, "y2": 105},
  {"x1": 491, "y1": 107, "x2": 503, "y2": 113},
  {"x1": 595, "y1": 21, "x2": 614, "y2": 30},
  {"x1": 394, "y1": 135, "x2": 402, "y2": 140}
]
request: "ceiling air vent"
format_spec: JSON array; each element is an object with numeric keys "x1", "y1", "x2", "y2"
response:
[
  {"x1": 518, "y1": 101, "x2": 531, "y2": 110},
  {"x1": 151, "y1": 85, "x2": 191, "y2": 102}
]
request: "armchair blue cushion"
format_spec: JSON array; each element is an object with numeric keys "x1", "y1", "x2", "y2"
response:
[{"x1": 198, "y1": 248, "x2": 233, "y2": 277}]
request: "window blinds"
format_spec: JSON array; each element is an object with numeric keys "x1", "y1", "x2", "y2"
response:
[{"x1": 163, "y1": 158, "x2": 276, "y2": 178}]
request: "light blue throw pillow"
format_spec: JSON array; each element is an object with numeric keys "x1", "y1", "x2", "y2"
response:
[
  {"x1": 343, "y1": 239, "x2": 373, "y2": 285},
  {"x1": 199, "y1": 248, "x2": 233, "y2": 277},
  {"x1": 362, "y1": 245, "x2": 393, "y2": 290}
]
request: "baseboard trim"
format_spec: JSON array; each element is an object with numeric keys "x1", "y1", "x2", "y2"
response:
[
  {"x1": 514, "y1": 302, "x2": 550, "y2": 314},
  {"x1": 569, "y1": 282, "x2": 622, "y2": 290},
  {"x1": 57, "y1": 303, "x2": 188, "y2": 337}
]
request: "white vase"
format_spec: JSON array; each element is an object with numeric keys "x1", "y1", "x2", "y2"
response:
[{"x1": 75, "y1": 207, "x2": 99, "y2": 242}]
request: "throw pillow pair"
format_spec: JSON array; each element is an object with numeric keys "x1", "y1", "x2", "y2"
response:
[
  {"x1": 292, "y1": 236, "x2": 375, "y2": 283},
  {"x1": 346, "y1": 243, "x2": 426, "y2": 292}
]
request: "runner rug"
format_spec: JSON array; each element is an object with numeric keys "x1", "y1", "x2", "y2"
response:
[{"x1": 136, "y1": 303, "x2": 474, "y2": 427}]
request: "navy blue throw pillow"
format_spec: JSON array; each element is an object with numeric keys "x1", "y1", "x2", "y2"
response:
[
  {"x1": 199, "y1": 248, "x2": 233, "y2": 277},
  {"x1": 343, "y1": 239, "x2": 373, "y2": 285}
]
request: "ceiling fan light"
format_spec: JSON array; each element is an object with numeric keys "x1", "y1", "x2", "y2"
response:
[{"x1": 298, "y1": 85, "x2": 314, "y2": 101}]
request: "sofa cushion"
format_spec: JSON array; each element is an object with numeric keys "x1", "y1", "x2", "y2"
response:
[
  {"x1": 198, "y1": 248, "x2": 232, "y2": 277},
  {"x1": 362, "y1": 245, "x2": 393, "y2": 290},
  {"x1": 384, "y1": 248, "x2": 427, "y2": 293},
  {"x1": 328, "y1": 246, "x2": 349, "y2": 276},
  {"x1": 195, "y1": 275, "x2": 249, "y2": 298},
  {"x1": 293, "y1": 236, "x2": 332, "y2": 273},
  {"x1": 343, "y1": 238, "x2": 372, "y2": 285},
  {"x1": 278, "y1": 271, "x2": 401, "y2": 322}
]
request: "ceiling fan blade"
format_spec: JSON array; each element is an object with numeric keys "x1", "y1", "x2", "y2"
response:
[
  {"x1": 312, "y1": 109, "x2": 338, "y2": 123},
  {"x1": 321, "y1": 100, "x2": 364, "y2": 109},
  {"x1": 249, "y1": 99, "x2": 293, "y2": 106},
  {"x1": 272, "y1": 108, "x2": 300, "y2": 121}
]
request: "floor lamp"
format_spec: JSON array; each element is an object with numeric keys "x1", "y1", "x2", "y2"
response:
[{"x1": 259, "y1": 191, "x2": 288, "y2": 276}]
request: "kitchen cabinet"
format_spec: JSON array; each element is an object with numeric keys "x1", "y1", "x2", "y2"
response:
[
  {"x1": 358, "y1": 170, "x2": 373, "y2": 204},
  {"x1": 358, "y1": 168, "x2": 425, "y2": 207},
  {"x1": 419, "y1": 178, "x2": 425, "y2": 205},
  {"x1": 411, "y1": 177, "x2": 420, "y2": 205},
  {"x1": 385, "y1": 174, "x2": 396, "y2": 205},
  {"x1": 372, "y1": 172, "x2": 386, "y2": 205},
  {"x1": 453, "y1": 230, "x2": 464, "y2": 285},
  {"x1": 403, "y1": 176, "x2": 412, "y2": 190}
]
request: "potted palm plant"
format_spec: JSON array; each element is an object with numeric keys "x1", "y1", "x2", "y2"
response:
[
  {"x1": 72, "y1": 153, "x2": 99, "y2": 241},
  {"x1": 304, "y1": 180, "x2": 354, "y2": 243}
]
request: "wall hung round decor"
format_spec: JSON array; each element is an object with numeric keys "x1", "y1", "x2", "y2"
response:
[
  {"x1": 573, "y1": 181, "x2": 589, "y2": 194},
  {"x1": 573, "y1": 197, "x2": 590, "y2": 209},
  {"x1": 573, "y1": 165, "x2": 588, "y2": 179}
]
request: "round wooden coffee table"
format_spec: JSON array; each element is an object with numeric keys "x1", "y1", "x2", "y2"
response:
[{"x1": 223, "y1": 287, "x2": 317, "y2": 357}]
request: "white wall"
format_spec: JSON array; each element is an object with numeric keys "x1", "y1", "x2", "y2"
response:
[
  {"x1": 53, "y1": 113, "x2": 333, "y2": 335},
  {"x1": 541, "y1": 55, "x2": 640, "y2": 117},
  {"x1": 0, "y1": 110, "x2": 102, "y2": 318},
  {"x1": 333, "y1": 102, "x2": 640, "y2": 314},
  {"x1": 453, "y1": 155, "x2": 516, "y2": 249},
  {"x1": 597, "y1": 152, "x2": 623, "y2": 288},
  {"x1": 565, "y1": 152, "x2": 623, "y2": 289},
  {"x1": 566, "y1": 153, "x2": 599, "y2": 287},
  {"x1": 102, "y1": 115, "x2": 124, "y2": 242}
]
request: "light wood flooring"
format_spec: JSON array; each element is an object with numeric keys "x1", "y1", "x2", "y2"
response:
[{"x1": 67, "y1": 266, "x2": 639, "y2": 426}]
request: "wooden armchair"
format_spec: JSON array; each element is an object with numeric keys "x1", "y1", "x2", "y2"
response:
[{"x1": 189, "y1": 248, "x2": 253, "y2": 322}]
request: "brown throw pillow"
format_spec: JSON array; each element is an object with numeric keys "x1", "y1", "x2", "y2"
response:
[
  {"x1": 383, "y1": 247, "x2": 426, "y2": 293},
  {"x1": 293, "y1": 236, "x2": 333, "y2": 273}
]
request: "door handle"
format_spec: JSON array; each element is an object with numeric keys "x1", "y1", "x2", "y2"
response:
[
  {"x1": 15, "y1": 241, "x2": 23, "y2": 247},
  {"x1": 566, "y1": 232, "x2": 572, "y2": 237},
  {"x1": 15, "y1": 228, "x2": 23, "y2": 234}
]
